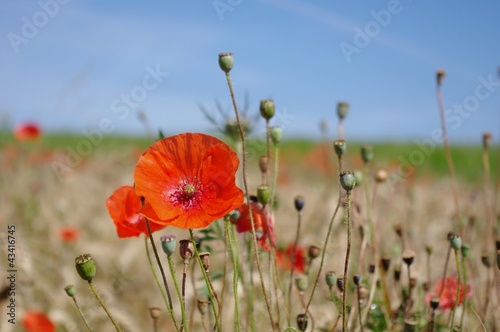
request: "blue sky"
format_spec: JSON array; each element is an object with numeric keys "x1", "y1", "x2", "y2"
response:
[{"x1": 1, "y1": 0, "x2": 500, "y2": 143}]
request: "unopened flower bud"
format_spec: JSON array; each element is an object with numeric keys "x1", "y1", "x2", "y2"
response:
[
  {"x1": 197, "y1": 298, "x2": 210, "y2": 315},
  {"x1": 259, "y1": 155, "x2": 269, "y2": 174},
  {"x1": 270, "y1": 126, "x2": 282, "y2": 144},
  {"x1": 218, "y1": 52, "x2": 234, "y2": 73},
  {"x1": 375, "y1": 168, "x2": 388, "y2": 183},
  {"x1": 336, "y1": 102, "x2": 349, "y2": 121},
  {"x1": 360, "y1": 145, "x2": 373, "y2": 164},
  {"x1": 75, "y1": 254, "x2": 96, "y2": 281},
  {"x1": 199, "y1": 252, "x2": 211, "y2": 272},
  {"x1": 353, "y1": 274, "x2": 362, "y2": 286},
  {"x1": 333, "y1": 140, "x2": 346, "y2": 157},
  {"x1": 481, "y1": 252, "x2": 492, "y2": 268},
  {"x1": 257, "y1": 185, "x2": 271, "y2": 206},
  {"x1": 308, "y1": 245, "x2": 320, "y2": 260},
  {"x1": 64, "y1": 285, "x2": 76, "y2": 297},
  {"x1": 149, "y1": 307, "x2": 161, "y2": 320},
  {"x1": 296, "y1": 313, "x2": 308, "y2": 332},
  {"x1": 483, "y1": 132, "x2": 492, "y2": 149},
  {"x1": 461, "y1": 243, "x2": 470, "y2": 258},
  {"x1": 294, "y1": 195, "x2": 305, "y2": 212},
  {"x1": 161, "y1": 235, "x2": 177, "y2": 257},
  {"x1": 336, "y1": 276, "x2": 344, "y2": 293},
  {"x1": 179, "y1": 239, "x2": 194, "y2": 261},
  {"x1": 295, "y1": 276, "x2": 308, "y2": 293},
  {"x1": 436, "y1": 69, "x2": 446, "y2": 86},
  {"x1": 325, "y1": 271, "x2": 337, "y2": 288},
  {"x1": 260, "y1": 99, "x2": 275, "y2": 120},
  {"x1": 339, "y1": 171, "x2": 356, "y2": 192}
]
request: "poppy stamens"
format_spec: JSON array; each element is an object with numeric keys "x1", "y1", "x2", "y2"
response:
[{"x1": 170, "y1": 178, "x2": 203, "y2": 209}]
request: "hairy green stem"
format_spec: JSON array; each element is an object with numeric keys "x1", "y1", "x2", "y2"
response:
[
  {"x1": 88, "y1": 281, "x2": 121, "y2": 332},
  {"x1": 342, "y1": 191, "x2": 353, "y2": 332},
  {"x1": 167, "y1": 256, "x2": 185, "y2": 332},
  {"x1": 71, "y1": 296, "x2": 93, "y2": 331}
]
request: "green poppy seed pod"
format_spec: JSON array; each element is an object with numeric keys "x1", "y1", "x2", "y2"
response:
[
  {"x1": 179, "y1": 239, "x2": 194, "y2": 261},
  {"x1": 339, "y1": 171, "x2": 356, "y2": 192},
  {"x1": 461, "y1": 243, "x2": 470, "y2": 258},
  {"x1": 218, "y1": 52, "x2": 234, "y2": 73},
  {"x1": 160, "y1": 235, "x2": 177, "y2": 257},
  {"x1": 260, "y1": 99, "x2": 275, "y2": 120},
  {"x1": 257, "y1": 185, "x2": 271, "y2": 206},
  {"x1": 353, "y1": 274, "x2": 362, "y2": 287},
  {"x1": 199, "y1": 252, "x2": 211, "y2": 272},
  {"x1": 308, "y1": 245, "x2": 320, "y2": 260},
  {"x1": 336, "y1": 102, "x2": 349, "y2": 121},
  {"x1": 149, "y1": 307, "x2": 161, "y2": 320},
  {"x1": 496, "y1": 250, "x2": 500, "y2": 270},
  {"x1": 353, "y1": 171, "x2": 363, "y2": 187},
  {"x1": 270, "y1": 126, "x2": 282, "y2": 145},
  {"x1": 430, "y1": 296, "x2": 440, "y2": 310},
  {"x1": 75, "y1": 254, "x2": 96, "y2": 281},
  {"x1": 295, "y1": 276, "x2": 308, "y2": 293},
  {"x1": 360, "y1": 145, "x2": 373, "y2": 164},
  {"x1": 296, "y1": 313, "x2": 308, "y2": 332},
  {"x1": 325, "y1": 271, "x2": 337, "y2": 288},
  {"x1": 294, "y1": 195, "x2": 305, "y2": 212},
  {"x1": 333, "y1": 140, "x2": 346, "y2": 157},
  {"x1": 436, "y1": 69, "x2": 446, "y2": 86},
  {"x1": 64, "y1": 285, "x2": 76, "y2": 297},
  {"x1": 228, "y1": 209, "x2": 240, "y2": 224},
  {"x1": 402, "y1": 250, "x2": 415, "y2": 267},
  {"x1": 449, "y1": 235, "x2": 462, "y2": 251}
]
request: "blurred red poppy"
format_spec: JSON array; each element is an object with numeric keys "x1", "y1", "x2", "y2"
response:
[
  {"x1": 14, "y1": 123, "x2": 41, "y2": 142},
  {"x1": 134, "y1": 133, "x2": 244, "y2": 229},
  {"x1": 425, "y1": 277, "x2": 472, "y2": 310},
  {"x1": 276, "y1": 243, "x2": 306, "y2": 274},
  {"x1": 106, "y1": 185, "x2": 166, "y2": 238},
  {"x1": 234, "y1": 202, "x2": 275, "y2": 251},
  {"x1": 22, "y1": 311, "x2": 55, "y2": 332},
  {"x1": 58, "y1": 226, "x2": 80, "y2": 243}
]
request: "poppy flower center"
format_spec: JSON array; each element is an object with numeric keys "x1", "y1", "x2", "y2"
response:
[{"x1": 170, "y1": 178, "x2": 203, "y2": 209}]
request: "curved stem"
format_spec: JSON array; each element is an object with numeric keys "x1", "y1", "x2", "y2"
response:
[
  {"x1": 224, "y1": 71, "x2": 276, "y2": 331},
  {"x1": 225, "y1": 218, "x2": 242, "y2": 332},
  {"x1": 167, "y1": 256, "x2": 185, "y2": 332},
  {"x1": 305, "y1": 156, "x2": 343, "y2": 313},
  {"x1": 189, "y1": 229, "x2": 221, "y2": 332},
  {"x1": 88, "y1": 281, "x2": 121, "y2": 332},
  {"x1": 145, "y1": 237, "x2": 179, "y2": 331},
  {"x1": 71, "y1": 297, "x2": 93, "y2": 331},
  {"x1": 342, "y1": 191, "x2": 353, "y2": 332}
]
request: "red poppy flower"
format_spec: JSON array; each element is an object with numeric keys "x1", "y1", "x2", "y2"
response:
[
  {"x1": 14, "y1": 123, "x2": 41, "y2": 141},
  {"x1": 276, "y1": 243, "x2": 306, "y2": 274},
  {"x1": 134, "y1": 133, "x2": 244, "y2": 229},
  {"x1": 58, "y1": 226, "x2": 80, "y2": 243},
  {"x1": 425, "y1": 277, "x2": 472, "y2": 310},
  {"x1": 106, "y1": 185, "x2": 167, "y2": 238},
  {"x1": 22, "y1": 311, "x2": 55, "y2": 332},
  {"x1": 234, "y1": 202, "x2": 276, "y2": 251}
]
